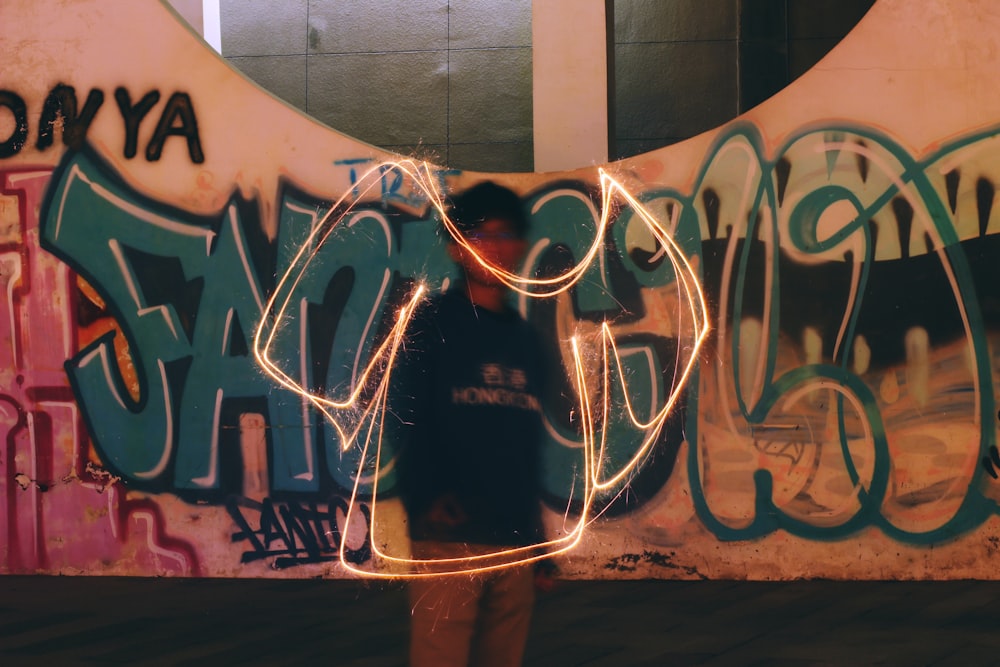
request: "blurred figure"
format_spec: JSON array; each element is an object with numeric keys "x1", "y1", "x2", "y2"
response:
[{"x1": 393, "y1": 181, "x2": 552, "y2": 667}]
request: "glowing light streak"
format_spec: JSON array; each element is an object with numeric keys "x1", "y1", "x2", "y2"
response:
[{"x1": 254, "y1": 159, "x2": 710, "y2": 576}]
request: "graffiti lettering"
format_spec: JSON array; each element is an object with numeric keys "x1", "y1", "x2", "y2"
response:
[
  {"x1": 0, "y1": 91, "x2": 29, "y2": 158},
  {"x1": 0, "y1": 85, "x2": 203, "y2": 163},
  {"x1": 687, "y1": 123, "x2": 1000, "y2": 544},
  {"x1": 114, "y1": 88, "x2": 161, "y2": 160},
  {"x1": 36, "y1": 83, "x2": 104, "y2": 151},
  {"x1": 226, "y1": 495, "x2": 372, "y2": 568},
  {"x1": 145, "y1": 91, "x2": 203, "y2": 163},
  {"x1": 333, "y1": 157, "x2": 459, "y2": 209},
  {"x1": 39, "y1": 148, "x2": 307, "y2": 497},
  {"x1": 38, "y1": 148, "x2": 683, "y2": 511},
  {"x1": 39, "y1": 122, "x2": 1000, "y2": 550}
]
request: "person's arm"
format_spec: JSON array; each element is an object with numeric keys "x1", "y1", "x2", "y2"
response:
[
  {"x1": 530, "y1": 322, "x2": 560, "y2": 589},
  {"x1": 387, "y1": 301, "x2": 436, "y2": 524}
]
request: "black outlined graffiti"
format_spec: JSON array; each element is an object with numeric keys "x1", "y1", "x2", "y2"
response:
[
  {"x1": 0, "y1": 85, "x2": 203, "y2": 162},
  {"x1": 226, "y1": 495, "x2": 372, "y2": 568}
]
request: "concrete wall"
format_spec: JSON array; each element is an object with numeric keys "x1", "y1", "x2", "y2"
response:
[
  {"x1": 217, "y1": 1, "x2": 876, "y2": 170},
  {"x1": 220, "y1": 0, "x2": 534, "y2": 173},
  {"x1": 613, "y1": 0, "x2": 877, "y2": 158},
  {"x1": 4, "y1": 0, "x2": 1000, "y2": 579}
]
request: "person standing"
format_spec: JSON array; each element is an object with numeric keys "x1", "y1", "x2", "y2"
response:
[{"x1": 392, "y1": 181, "x2": 551, "y2": 667}]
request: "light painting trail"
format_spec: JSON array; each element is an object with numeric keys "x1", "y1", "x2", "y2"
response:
[{"x1": 253, "y1": 159, "x2": 711, "y2": 577}]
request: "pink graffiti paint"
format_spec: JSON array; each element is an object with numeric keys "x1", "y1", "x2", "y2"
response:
[{"x1": 0, "y1": 168, "x2": 197, "y2": 575}]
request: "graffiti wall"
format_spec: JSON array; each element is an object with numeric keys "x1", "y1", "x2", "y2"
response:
[{"x1": 4, "y1": 0, "x2": 1000, "y2": 579}]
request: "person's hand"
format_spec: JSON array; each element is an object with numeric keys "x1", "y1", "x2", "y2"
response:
[
  {"x1": 534, "y1": 559, "x2": 559, "y2": 593},
  {"x1": 426, "y1": 495, "x2": 467, "y2": 528},
  {"x1": 534, "y1": 569, "x2": 557, "y2": 593}
]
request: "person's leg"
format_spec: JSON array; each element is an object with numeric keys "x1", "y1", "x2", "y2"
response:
[
  {"x1": 468, "y1": 565, "x2": 535, "y2": 667},
  {"x1": 409, "y1": 574, "x2": 484, "y2": 667}
]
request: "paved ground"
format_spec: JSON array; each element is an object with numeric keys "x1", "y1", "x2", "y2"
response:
[{"x1": 2, "y1": 575, "x2": 1000, "y2": 665}]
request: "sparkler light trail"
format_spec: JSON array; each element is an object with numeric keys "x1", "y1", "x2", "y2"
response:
[{"x1": 253, "y1": 159, "x2": 711, "y2": 576}]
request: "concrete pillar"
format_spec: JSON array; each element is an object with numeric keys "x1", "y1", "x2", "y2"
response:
[
  {"x1": 165, "y1": 0, "x2": 203, "y2": 35},
  {"x1": 532, "y1": 0, "x2": 612, "y2": 172},
  {"x1": 165, "y1": 0, "x2": 222, "y2": 53}
]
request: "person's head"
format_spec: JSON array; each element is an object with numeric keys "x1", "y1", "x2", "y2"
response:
[
  {"x1": 447, "y1": 181, "x2": 529, "y2": 239},
  {"x1": 445, "y1": 181, "x2": 529, "y2": 286}
]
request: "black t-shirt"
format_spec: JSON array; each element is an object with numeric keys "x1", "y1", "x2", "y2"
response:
[{"x1": 392, "y1": 288, "x2": 546, "y2": 546}]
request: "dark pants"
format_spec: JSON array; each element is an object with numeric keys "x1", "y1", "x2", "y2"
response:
[{"x1": 408, "y1": 542, "x2": 535, "y2": 667}]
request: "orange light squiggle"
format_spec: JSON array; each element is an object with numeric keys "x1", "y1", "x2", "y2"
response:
[{"x1": 253, "y1": 159, "x2": 710, "y2": 577}]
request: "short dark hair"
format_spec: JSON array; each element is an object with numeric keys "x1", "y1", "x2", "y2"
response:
[{"x1": 446, "y1": 181, "x2": 529, "y2": 238}]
